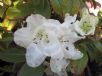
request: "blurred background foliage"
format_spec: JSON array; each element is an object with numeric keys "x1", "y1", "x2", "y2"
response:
[{"x1": 0, "y1": 0, "x2": 102, "y2": 76}]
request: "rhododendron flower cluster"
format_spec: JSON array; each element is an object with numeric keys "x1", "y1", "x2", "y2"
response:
[{"x1": 14, "y1": 8, "x2": 98, "y2": 76}]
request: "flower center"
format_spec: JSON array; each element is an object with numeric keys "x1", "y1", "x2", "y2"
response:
[
  {"x1": 33, "y1": 29, "x2": 49, "y2": 44},
  {"x1": 81, "y1": 21, "x2": 92, "y2": 34}
]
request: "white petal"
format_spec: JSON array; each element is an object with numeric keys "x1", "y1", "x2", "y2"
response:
[
  {"x1": 81, "y1": 8, "x2": 89, "y2": 17},
  {"x1": 60, "y1": 22, "x2": 72, "y2": 36},
  {"x1": 52, "y1": 49, "x2": 64, "y2": 59},
  {"x1": 61, "y1": 14, "x2": 77, "y2": 33},
  {"x1": 41, "y1": 37, "x2": 64, "y2": 59},
  {"x1": 95, "y1": 0, "x2": 102, "y2": 4},
  {"x1": 41, "y1": 42, "x2": 63, "y2": 59},
  {"x1": 50, "y1": 58, "x2": 69, "y2": 73},
  {"x1": 65, "y1": 50, "x2": 83, "y2": 60},
  {"x1": 68, "y1": 31, "x2": 85, "y2": 43},
  {"x1": 14, "y1": 27, "x2": 34, "y2": 48},
  {"x1": 26, "y1": 14, "x2": 46, "y2": 29},
  {"x1": 95, "y1": 0, "x2": 102, "y2": 8},
  {"x1": 26, "y1": 43, "x2": 46, "y2": 67},
  {"x1": 41, "y1": 31, "x2": 64, "y2": 59},
  {"x1": 43, "y1": 19, "x2": 61, "y2": 37},
  {"x1": 41, "y1": 42, "x2": 61, "y2": 56},
  {"x1": 57, "y1": 69, "x2": 68, "y2": 76},
  {"x1": 62, "y1": 14, "x2": 77, "y2": 32},
  {"x1": 64, "y1": 44, "x2": 83, "y2": 60},
  {"x1": 60, "y1": 30, "x2": 85, "y2": 44},
  {"x1": 89, "y1": 7, "x2": 99, "y2": 16},
  {"x1": 65, "y1": 13, "x2": 77, "y2": 24},
  {"x1": 74, "y1": 21, "x2": 85, "y2": 36},
  {"x1": 43, "y1": 19, "x2": 61, "y2": 27}
]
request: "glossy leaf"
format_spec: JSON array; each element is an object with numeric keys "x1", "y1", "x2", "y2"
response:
[
  {"x1": 0, "y1": 33, "x2": 13, "y2": 48},
  {"x1": 31, "y1": 0, "x2": 51, "y2": 18},
  {"x1": 82, "y1": 39, "x2": 102, "y2": 62},
  {"x1": 83, "y1": 40, "x2": 96, "y2": 62},
  {"x1": 0, "y1": 47, "x2": 25, "y2": 63},
  {"x1": 76, "y1": 39, "x2": 97, "y2": 62},
  {"x1": 50, "y1": 0, "x2": 82, "y2": 17},
  {"x1": 18, "y1": 64, "x2": 44, "y2": 76},
  {"x1": 70, "y1": 44, "x2": 88, "y2": 74},
  {"x1": 93, "y1": 40, "x2": 102, "y2": 53},
  {"x1": 6, "y1": 0, "x2": 51, "y2": 19},
  {"x1": 85, "y1": 44, "x2": 95, "y2": 62},
  {"x1": 6, "y1": 3, "x2": 34, "y2": 19}
]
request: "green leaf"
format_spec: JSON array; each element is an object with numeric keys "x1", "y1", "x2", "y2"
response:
[
  {"x1": 0, "y1": 65, "x2": 14, "y2": 72},
  {"x1": 75, "y1": 39, "x2": 97, "y2": 62},
  {"x1": 6, "y1": 0, "x2": 51, "y2": 19},
  {"x1": 0, "y1": 47, "x2": 25, "y2": 63},
  {"x1": 1, "y1": 33, "x2": 13, "y2": 42},
  {"x1": 32, "y1": 0, "x2": 51, "y2": 18},
  {"x1": 81, "y1": 39, "x2": 102, "y2": 63},
  {"x1": 50, "y1": 0, "x2": 83, "y2": 17},
  {"x1": 70, "y1": 44, "x2": 88, "y2": 74},
  {"x1": 18, "y1": 64, "x2": 44, "y2": 76},
  {"x1": 94, "y1": 50, "x2": 102, "y2": 63},
  {"x1": 0, "y1": 33, "x2": 13, "y2": 49},
  {"x1": 93, "y1": 40, "x2": 102, "y2": 53},
  {"x1": 83, "y1": 40, "x2": 96, "y2": 62},
  {"x1": 85, "y1": 45, "x2": 95, "y2": 62},
  {"x1": 81, "y1": 39, "x2": 102, "y2": 62},
  {"x1": 6, "y1": 3, "x2": 34, "y2": 19}
]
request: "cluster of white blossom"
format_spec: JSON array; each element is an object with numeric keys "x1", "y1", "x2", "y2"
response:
[{"x1": 14, "y1": 8, "x2": 98, "y2": 76}]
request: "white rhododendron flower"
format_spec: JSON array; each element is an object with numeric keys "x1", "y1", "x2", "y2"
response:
[
  {"x1": 74, "y1": 8, "x2": 99, "y2": 36},
  {"x1": 14, "y1": 14, "x2": 64, "y2": 75},
  {"x1": 14, "y1": 12, "x2": 98, "y2": 76}
]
